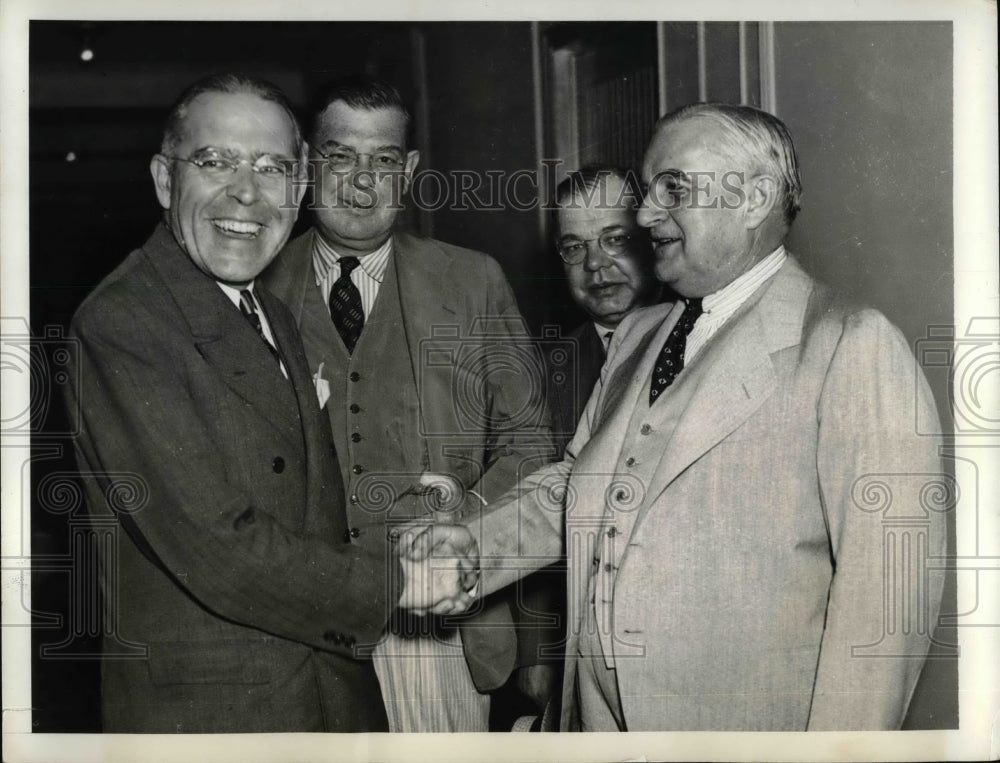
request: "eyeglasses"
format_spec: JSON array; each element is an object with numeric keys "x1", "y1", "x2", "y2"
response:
[
  {"x1": 556, "y1": 231, "x2": 635, "y2": 265},
  {"x1": 315, "y1": 146, "x2": 406, "y2": 173},
  {"x1": 166, "y1": 150, "x2": 295, "y2": 182}
]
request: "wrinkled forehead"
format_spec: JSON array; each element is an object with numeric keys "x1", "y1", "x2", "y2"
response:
[
  {"x1": 642, "y1": 117, "x2": 735, "y2": 181},
  {"x1": 556, "y1": 200, "x2": 638, "y2": 239},
  {"x1": 313, "y1": 102, "x2": 408, "y2": 151},
  {"x1": 176, "y1": 92, "x2": 299, "y2": 156}
]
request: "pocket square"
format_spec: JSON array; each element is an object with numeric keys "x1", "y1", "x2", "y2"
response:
[{"x1": 313, "y1": 362, "x2": 331, "y2": 409}]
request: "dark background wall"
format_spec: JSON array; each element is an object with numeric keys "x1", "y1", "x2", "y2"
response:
[{"x1": 27, "y1": 20, "x2": 955, "y2": 731}]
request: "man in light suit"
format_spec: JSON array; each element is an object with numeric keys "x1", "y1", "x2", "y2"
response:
[
  {"x1": 513, "y1": 164, "x2": 664, "y2": 719},
  {"x1": 64, "y1": 73, "x2": 472, "y2": 733},
  {"x1": 465, "y1": 103, "x2": 947, "y2": 730},
  {"x1": 261, "y1": 76, "x2": 552, "y2": 731}
]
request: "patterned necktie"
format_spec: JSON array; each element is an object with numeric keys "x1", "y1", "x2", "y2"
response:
[
  {"x1": 238, "y1": 289, "x2": 283, "y2": 367},
  {"x1": 649, "y1": 298, "x2": 703, "y2": 405},
  {"x1": 328, "y1": 256, "x2": 364, "y2": 353}
]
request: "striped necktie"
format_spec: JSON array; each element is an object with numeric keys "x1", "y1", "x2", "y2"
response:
[
  {"x1": 238, "y1": 289, "x2": 283, "y2": 367},
  {"x1": 329, "y1": 256, "x2": 365, "y2": 353}
]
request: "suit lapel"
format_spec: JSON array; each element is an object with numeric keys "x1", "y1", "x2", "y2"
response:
[
  {"x1": 144, "y1": 224, "x2": 301, "y2": 449},
  {"x1": 638, "y1": 259, "x2": 812, "y2": 516},
  {"x1": 394, "y1": 233, "x2": 465, "y2": 475}
]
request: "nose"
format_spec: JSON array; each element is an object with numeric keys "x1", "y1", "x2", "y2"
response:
[
  {"x1": 351, "y1": 158, "x2": 377, "y2": 189},
  {"x1": 636, "y1": 190, "x2": 663, "y2": 228},
  {"x1": 226, "y1": 164, "x2": 262, "y2": 205},
  {"x1": 583, "y1": 240, "x2": 614, "y2": 272}
]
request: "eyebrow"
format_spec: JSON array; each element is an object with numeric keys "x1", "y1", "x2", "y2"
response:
[
  {"x1": 318, "y1": 140, "x2": 404, "y2": 153},
  {"x1": 558, "y1": 224, "x2": 630, "y2": 241},
  {"x1": 192, "y1": 146, "x2": 295, "y2": 161}
]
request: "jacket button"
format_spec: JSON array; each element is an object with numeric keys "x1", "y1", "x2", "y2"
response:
[
  {"x1": 387, "y1": 528, "x2": 400, "y2": 542},
  {"x1": 625, "y1": 456, "x2": 635, "y2": 467},
  {"x1": 607, "y1": 527, "x2": 617, "y2": 537},
  {"x1": 349, "y1": 403, "x2": 360, "y2": 414},
  {"x1": 640, "y1": 424, "x2": 652, "y2": 435},
  {"x1": 349, "y1": 371, "x2": 360, "y2": 382},
  {"x1": 350, "y1": 494, "x2": 359, "y2": 505},
  {"x1": 351, "y1": 432, "x2": 362, "y2": 443},
  {"x1": 272, "y1": 457, "x2": 285, "y2": 473},
  {"x1": 233, "y1": 508, "x2": 255, "y2": 529},
  {"x1": 352, "y1": 464, "x2": 364, "y2": 474}
]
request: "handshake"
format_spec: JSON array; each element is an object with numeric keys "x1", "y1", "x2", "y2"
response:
[
  {"x1": 395, "y1": 469, "x2": 480, "y2": 616},
  {"x1": 396, "y1": 522, "x2": 480, "y2": 616}
]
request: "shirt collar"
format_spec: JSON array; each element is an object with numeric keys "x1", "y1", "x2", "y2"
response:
[
  {"x1": 701, "y1": 245, "x2": 787, "y2": 316},
  {"x1": 216, "y1": 280, "x2": 255, "y2": 309},
  {"x1": 312, "y1": 233, "x2": 393, "y2": 286}
]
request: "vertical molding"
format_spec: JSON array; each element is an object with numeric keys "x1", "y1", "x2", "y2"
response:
[
  {"x1": 738, "y1": 21, "x2": 749, "y2": 105},
  {"x1": 656, "y1": 21, "x2": 668, "y2": 116},
  {"x1": 530, "y1": 22, "x2": 547, "y2": 243},
  {"x1": 758, "y1": 21, "x2": 777, "y2": 114},
  {"x1": 696, "y1": 21, "x2": 707, "y2": 102},
  {"x1": 409, "y1": 27, "x2": 433, "y2": 238}
]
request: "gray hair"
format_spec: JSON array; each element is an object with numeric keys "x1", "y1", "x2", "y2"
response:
[
  {"x1": 655, "y1": 103, "x2": 802, "y2": 225},
  {"x1": 160, "y1": 72, "x2": 303, "y2": 156}
]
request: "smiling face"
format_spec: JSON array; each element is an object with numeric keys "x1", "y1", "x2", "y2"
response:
[
  {"x1": 636, "y1": 117, "x2": 759, "y2": 298},
  {"x1": 556, "y1": 176, "x2": 659, "y2": 327},
  {"x1": 151, "y1": 91, "x2": 302, "y2": 288},
  {"x1": 311, "y1": 101, "x2": 419, "y2": 254}
]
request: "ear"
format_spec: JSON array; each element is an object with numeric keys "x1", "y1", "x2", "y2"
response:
[
  {"x1": 150, "y1": 154, "x2": 172, "y2": 211},
  {"x1": 291, "y1": 140, "x2": 310, "y2": 208},
  {"x1": 401, "y1": 149, "x2": 420, "y2": 195},
  {"x1": 744, "y1": 174, "x2": 778, "y2": 230}
]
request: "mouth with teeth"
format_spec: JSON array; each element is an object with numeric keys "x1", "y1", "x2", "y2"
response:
[
  {"x1": 212, "y1": 219, "x2": 264, "y2": 238},
  {"x1": 651, "y1": 236, "x2": 681, "y2": 252}
]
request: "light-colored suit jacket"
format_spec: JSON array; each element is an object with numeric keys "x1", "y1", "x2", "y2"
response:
[
  {"x1": 262, "y1": 228, "x2": 554, "y2": 690},
  {"x1": 476, "y1": 256, "x2": 946, "y2": 730},
  {"x1": 65, "y1": 224, "x2": 399, "y2": 732}
]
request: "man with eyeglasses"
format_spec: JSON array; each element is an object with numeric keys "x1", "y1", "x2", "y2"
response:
[
  {"x1": 62, "y1": 73, "x2": 474, "y2": 733},
  {"x1": 262, "y1": 76, "x2": 553, "y2": 732},
  {"x1": 548, "y1": 165, "x2": 664, "y2": 455},
  {"x1": 456, "y1": 103, "x2": 945, "y2": 731}
]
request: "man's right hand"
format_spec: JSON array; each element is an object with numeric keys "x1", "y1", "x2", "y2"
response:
[{"x1": 395, "y1": 523, "x2": 480, "y2": 615}]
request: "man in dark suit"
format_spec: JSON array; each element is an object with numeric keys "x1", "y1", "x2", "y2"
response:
[
  {"x1": 546, "y1": 165, "x2": 663, "y2": 454},
  {"x1": 64, "y1": 73, "x2": 473, "y2": 733},
  {"x1": 262, "y1": 76, "x2": 553, "y2": 731}
]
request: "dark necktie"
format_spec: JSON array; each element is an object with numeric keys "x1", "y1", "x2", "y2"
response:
[
  {"x1": 328, "y1": 256, "x2": 364, "y2": 353},
  {"x1": 239, "y1": 289, "x2": 283, "y2": 367},
  {"x1": 649, "y1": 298, "x2": 703, "y2": 405}
]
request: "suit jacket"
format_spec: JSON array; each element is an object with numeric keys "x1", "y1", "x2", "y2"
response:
[
  {"x1": 64, "y1": 223, "x2": 401, "y2": 732},
  {"x1": 547, "y1": 322, "x2": 607, "y2": 456},
  {"x1": 475, "y1": 256, "x2": 946, "y2": 730},
  {"x1": 261, "y1": 228, "x2": 554, "y2": 691}
]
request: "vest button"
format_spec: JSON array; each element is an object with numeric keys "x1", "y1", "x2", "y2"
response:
[
  {"x1": 350, "y1": 527, "x2": 361, "y2": 538},
  {"x1": 625, "y1": 456, "x2": 635, "y2": 467},
  {"x1": 604, "y1": 563, "x2": 613, "y2": 573},
  {"x1": 351, "y1": 432, "x2": 362, "y2": 443},
  {"x1": 352, "y1": 464, "x2": 365, "y2": 474},
  {"x1": 272, "y1": 457, "x2": 285, "y2": 473},
  {"x1": 640, "y1": 423, "x2": 652, "y2": 435},
  {"x1": 349, "y1": 494, "x2": 359, "y2": 505},
  {"x1": 607, "y1": 527, "x2": 617, "y2": 537},
  {"x1": 349, "y1": 371, "x2": 361, "y2": 382},
  {"x1": 350, "y1": 403, "x2": 360, "y2": 414}
]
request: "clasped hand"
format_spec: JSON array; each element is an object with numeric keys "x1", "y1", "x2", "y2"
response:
[{"x1": 396, "y1": 522, "x2": 480, "y2": 616}]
